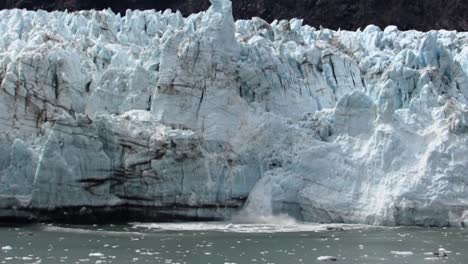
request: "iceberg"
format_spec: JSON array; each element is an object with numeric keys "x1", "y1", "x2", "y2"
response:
[{"x1": 0, "y1": 0, "x2": 467, "y2": 226}]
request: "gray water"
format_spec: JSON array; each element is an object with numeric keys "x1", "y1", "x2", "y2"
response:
[{"x1": 0, "y1": 223, "x2": 467, "y2": 264}]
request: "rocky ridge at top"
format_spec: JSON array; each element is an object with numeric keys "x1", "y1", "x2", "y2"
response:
[{"x1": 1, "y1": 0, "x2": 467, "y2": 32}]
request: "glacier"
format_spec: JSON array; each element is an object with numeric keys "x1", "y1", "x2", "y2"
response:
[{"x1": 0, "y1": 0, "x2": 467, "y2": 226}]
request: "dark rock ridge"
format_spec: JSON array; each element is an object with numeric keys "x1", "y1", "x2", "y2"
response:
[{"x1": 1, "y1": 0, "x2": 467, "y2": 31}]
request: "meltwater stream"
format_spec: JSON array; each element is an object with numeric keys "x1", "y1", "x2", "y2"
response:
[{"x1": 0, "y1": 223, "x2": 467, "y2": 264}]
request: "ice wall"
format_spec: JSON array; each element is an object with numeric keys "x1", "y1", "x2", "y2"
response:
[{"x1": 0, "y1": 0, "x2": 467, "y2": 226}]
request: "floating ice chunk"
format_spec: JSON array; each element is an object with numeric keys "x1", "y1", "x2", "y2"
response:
[
  {"x1": 1, "y1": 246, "x2": 12, "y2": 251},
  {"x1": 431, "y1": 248, "x2": 450, "y2": 257},
  {"x1": 317, "y1": 256, "x2": 337, "y2": 261}
]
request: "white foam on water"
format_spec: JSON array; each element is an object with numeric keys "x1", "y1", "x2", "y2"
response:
[
  {"x1": 131, "y1": 221, "x2": 373, "y2": 234},
  {"x1": 42, "y1": 226, "x2": 144, "y2": 237},
  {"x1": 424, "y1": 257, "x2": 440, "y2": 261},
  {"x1": 391, "y1": 251, "x2": 414, "y2": 256}
]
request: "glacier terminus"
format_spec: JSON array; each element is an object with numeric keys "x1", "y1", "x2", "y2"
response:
[{"x1": 0, "y1": 0, "x2": 467, "y2": 226}]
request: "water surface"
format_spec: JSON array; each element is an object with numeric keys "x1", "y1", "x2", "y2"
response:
[{"x1": 0, "y1": 223, "x2": 467, "y2": 264}]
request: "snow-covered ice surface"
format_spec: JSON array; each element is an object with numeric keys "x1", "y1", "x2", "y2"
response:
[{"x1": 0, "y1": 0, "x2": 467, "y2": 226}]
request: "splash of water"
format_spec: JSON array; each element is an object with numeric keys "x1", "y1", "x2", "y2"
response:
[{"x1": 230, "y1": 175, "x2": 299, "y2": 226}]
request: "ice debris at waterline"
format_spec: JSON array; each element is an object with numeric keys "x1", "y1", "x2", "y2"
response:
[
  {"x1": 0, "y1": 0, "x2": 467, "y2": 226},
  {"x1": 131, "y1": 222, "x2": 371, "y2": 233}
]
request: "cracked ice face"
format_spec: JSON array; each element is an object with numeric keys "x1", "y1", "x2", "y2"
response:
[{"x1": 0, "y1": 0, "x2": 467, "y2": 226}]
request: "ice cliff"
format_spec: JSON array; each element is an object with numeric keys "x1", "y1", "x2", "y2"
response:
[{"x1": 0, "y1": 0, "x2": 467, "y2": 226}]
